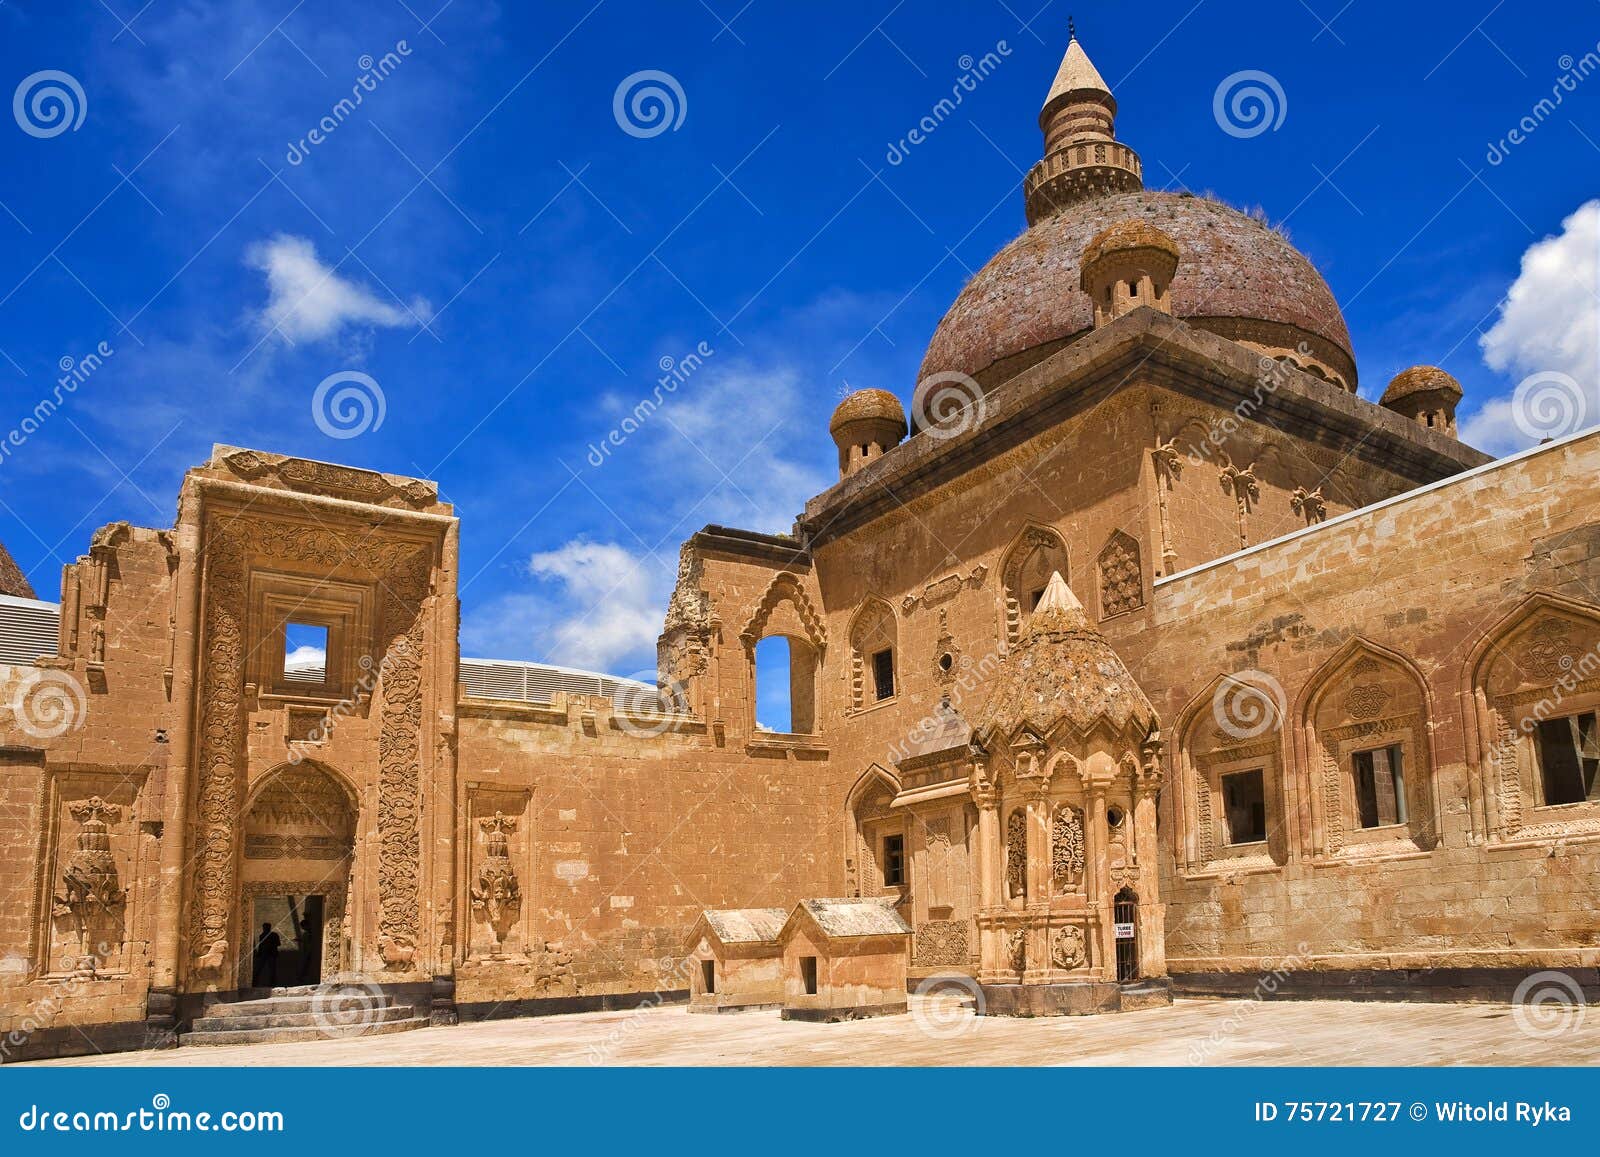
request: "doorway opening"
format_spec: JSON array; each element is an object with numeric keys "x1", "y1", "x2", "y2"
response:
[
  {"x1": 1113, "y1": 887, "x2": 1138, "y2": 983},
  {"x1": 249, "y1": 894, "x2": 325, "y2": 989}
]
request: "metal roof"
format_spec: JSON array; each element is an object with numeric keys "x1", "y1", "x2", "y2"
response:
[{"x1": 0, "y1": 595, "x2": 59, "y2": 666}]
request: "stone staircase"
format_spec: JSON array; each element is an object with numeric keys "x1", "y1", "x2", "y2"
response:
[{"x1": 180, "y1": 984, "x2": 429, "y2": 1047}]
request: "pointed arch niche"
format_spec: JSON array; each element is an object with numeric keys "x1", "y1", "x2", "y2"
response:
[
  {"x1": 1173, "y1": 676, "x2": 1290, "y2": 877},
  {"x1": 844, "y1": 766, "x2": 906, "y2": 899},
  {"x1": 846, "y1": 598, "x2": 899, "y2": 713},
  {"x1": 1300, "y1": 640, "x2": 1438, "y2": 860},
  {"x1": 1468, "y1": 592, "x2": 1600, "y2": 846},
  {"x1": 741, "y1": 572, "x2": 826, "y2": 736},
  {"x1": 999, "y1": 524, "x2": 1069, "y2": 645}
]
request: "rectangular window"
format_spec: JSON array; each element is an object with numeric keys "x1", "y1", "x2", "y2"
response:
[
  {"x1": 882, "y1": 833, "x2": 906, "y2": 886},
  {"x1": 800, "y1": 956, "x2": 818, "y2": 996},
  {"x1": 872, "y1": 648, "x2": 895, "y2": 701},
  {"x1": 282, "y1": 623, "x2": 329, "y2": 685},
  {"x1": 1352, "y1": 744, "x2": 1408, "y2": 828},
  {"x1": 700, "y1": 959, "x2": 715, "y2": 995},
  {"x1": 1220, "y1": 769, "x2": 1267, "y2": 845},
  {"x1": 1535, "y1": 711, "x2": 1600, "y2": 806}
]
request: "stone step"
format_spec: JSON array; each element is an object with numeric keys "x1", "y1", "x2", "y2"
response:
[
  {"x1": 202, "y1": 992, "x2": 398, "y2": 1019},
  {"x1": 178, "y1": 1016, "x2": 429, "y2": 1047},
  {"x1": 189, "y1": 1003, "x2": 415, "y2": 1033}
]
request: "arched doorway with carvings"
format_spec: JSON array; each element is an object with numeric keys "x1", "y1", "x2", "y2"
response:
[{"x1": 236, "y1": 761, "x2": 358, "y2": 991}]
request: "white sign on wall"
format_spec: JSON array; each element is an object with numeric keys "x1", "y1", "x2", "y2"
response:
[{"x1": 1114, "y1": 922, "x2": 1136, "y2": 940}]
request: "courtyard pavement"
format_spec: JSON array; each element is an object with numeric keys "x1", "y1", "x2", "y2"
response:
[{"x1": 24, "y1": 995, "x2": 1599, "y2": 1067}]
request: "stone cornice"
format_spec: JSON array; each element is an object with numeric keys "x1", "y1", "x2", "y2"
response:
[{"x1": 800, "y1": 310, "x2": 1490, "y2": 547}]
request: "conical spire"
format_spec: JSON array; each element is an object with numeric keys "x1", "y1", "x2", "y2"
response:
[
  {"x1": 1024, "y1": 28, "x2": 1143, "y2": 224},
  {"x1": 974, "y1": 570, "x2": 1158, "y2": 740},
  {"x1": 1043, "y1": 32, "x2": 1112, "y2": 113}
]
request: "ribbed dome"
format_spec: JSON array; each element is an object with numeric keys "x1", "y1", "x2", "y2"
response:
[
  {"x1": 920, "y1": 191, "x2": 1355, "y2": 389},
  {"x1": 974, "y1": 573, "x2": 1157, "y2": 741},
  {"x1": 829, "y1": 388, "x2": 906, "y2": 434},
  {"x1": 1382, "y1": 365, "x2": 1461, "y2": 405}
]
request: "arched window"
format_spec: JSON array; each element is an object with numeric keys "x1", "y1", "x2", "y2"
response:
[
  {"x1": 1302, "y1": 640, "x2": 1437, "y2": 858},
  {"x1": 847, "y1": 599, "x2": 898, "y2": 712},
  {"x1": 1470, "y1": 594, "x2": 1600, "y2": 845},
  {"x1": 740, "y1": 572, "x2": 826, "y2": 737},
  {"x1": 1000, "y1": 525, "x2": 1069, "y2": 644},
  {"x1": 1173, "y1": 675, "x2": 1290, "y2": 876}
]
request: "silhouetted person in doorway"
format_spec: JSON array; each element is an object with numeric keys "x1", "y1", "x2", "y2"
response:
[
  {"x1": 252, "y1": 922, "x2": 281, "y2": 989},
  {"x1": 297, "y1": 915, "x2": 321, "y2": 984}
]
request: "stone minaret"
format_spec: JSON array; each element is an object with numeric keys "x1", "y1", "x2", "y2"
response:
[{"x1": 1025, "y1": 29, "x2": 1143, "y2": 224}]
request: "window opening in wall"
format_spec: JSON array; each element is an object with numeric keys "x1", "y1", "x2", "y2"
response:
[
  {"x1": 800, "y1": 955, "x2": 818, "y2": 995},
  {"x1": 754, "y1": 636, "x2": 793, "y2": 733},
  {"x1": 1352, "y1": 744, "x2": 1407, "y2": 827},
  {"x1": 872, "y1": 647, "x2": 895, "y2": 701},
  {"x1": 283, "y1": 623, "x2": 328, "y2": 685},
  {"x1": 1221, "y1": 768, "x2": 1267, "y2": 844},
  {"x1": 882, "y1": 833, "x2": 906, "y2": 886},
  {"x1": 1535, "y1": 711, "x2": 1600, "y2": 806}
]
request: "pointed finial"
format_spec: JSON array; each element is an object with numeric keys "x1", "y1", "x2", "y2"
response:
[{"x1": 1068, "y1": 16, "x2": 1076, "y2": 39}]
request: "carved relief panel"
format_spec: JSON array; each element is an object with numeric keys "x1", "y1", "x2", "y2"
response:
[{"x1": 467, "y1": 787, "x2": 532, "y2": 959}]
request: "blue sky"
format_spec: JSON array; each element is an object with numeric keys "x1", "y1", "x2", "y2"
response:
[{"x1": 0, "y1": 0, "x2": 1596, "y2": 688}]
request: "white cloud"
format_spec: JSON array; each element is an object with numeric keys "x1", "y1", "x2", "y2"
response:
[
  {"x1": 1466, "y1": 201, "x2": 1600, "y2": 453},
  {"x1": 246, "y1": 234, "x2": 431, "y2": 343},
  {"x1": 643, "y1": 361, "x2": 829, "y2": 535},
  {"x1": 473, "y1": 540, "x2": 663, "y2": 675},
  {"x1": 283, "y1": 644, "x2": 326, "y2": 671}
]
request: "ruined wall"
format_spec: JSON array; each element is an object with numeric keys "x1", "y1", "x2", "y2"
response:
[{"x1": 1145, "y1": 430, "x2": 1600, "y2": 982}]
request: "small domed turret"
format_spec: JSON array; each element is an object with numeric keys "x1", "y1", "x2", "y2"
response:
[
  {"x1": 1080, "y1": 219, "x2": 1180, "y2": 327},
  {"x1": 829, "y1": 389, "x2": 906, "y2": 479},
  {"x1": 1381, "y1": 366, "x2": 1462, "y2": 437}
]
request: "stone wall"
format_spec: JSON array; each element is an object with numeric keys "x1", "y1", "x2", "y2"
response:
[{"x1": 1146, "y1": 429, "x2": 1600, "y2": 984}]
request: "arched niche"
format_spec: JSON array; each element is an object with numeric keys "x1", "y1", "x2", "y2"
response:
[
  {"x1": 1468, "y1": 592, "x2": 1600, "y2": 844},
  {"x1": 846, "y1": 598, "x2": 898, "y2": 713},
  {"x1": 741, "y1": 572, "x2": 825, "y2": 735},
  {"x1": 844, "y1": 766, "x2": 904, "y2": 898},
  {"x1": 1299, "y1": 639, "x2": 1437, "y2": 858},
  {"x1": 999, "y1": 524, "x2": 1069, "y2": 645}
]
